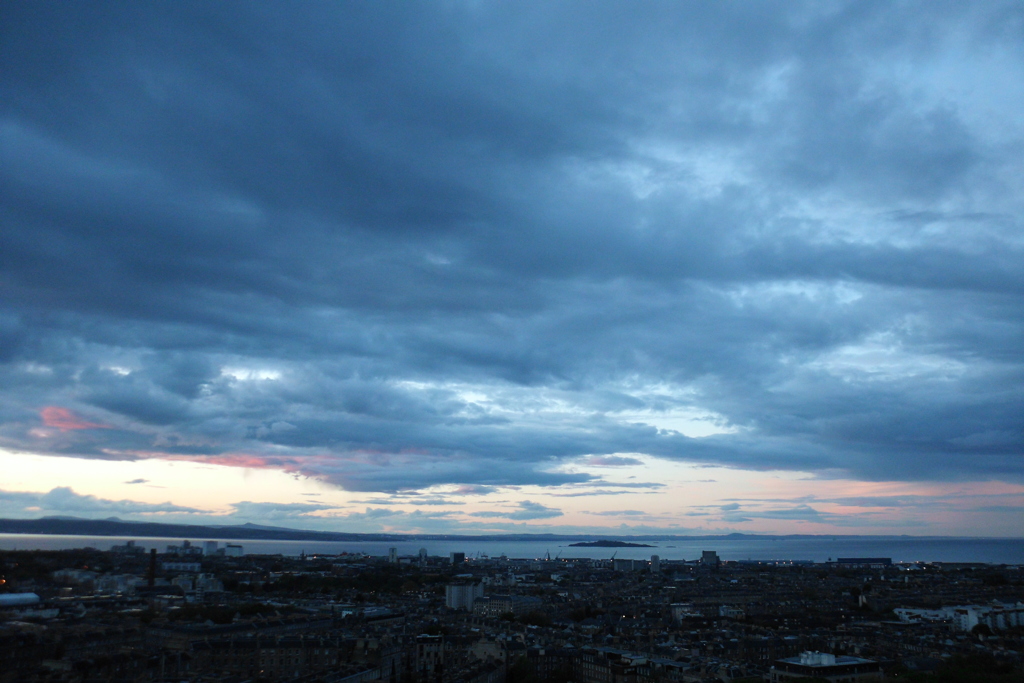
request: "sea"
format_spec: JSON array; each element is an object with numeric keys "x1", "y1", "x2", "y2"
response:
[{"x1": 1, "y1": 534, "x2": 1022, "y2": 564}]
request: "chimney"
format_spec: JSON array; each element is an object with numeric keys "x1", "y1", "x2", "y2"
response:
[{"x1": 148, "y1": 548, "x2": 157, "y2": 587}]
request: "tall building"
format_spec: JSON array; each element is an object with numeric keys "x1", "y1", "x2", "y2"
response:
[
  {"x1": 388, "y1": 547, "x2": 398, "y2": 563},
  {"x1": 203, "y1": 541, "x2": 218, "y2": 555},
  {"x1": 650, "y1": 555, "x2": 660, "y2": 572},
  {"x1": 445, "y1": 581, "x2": 484, "y2": 610},
  {"x1": 701, "y1": 550, "x2": 720, "y2": 567},
  {"x1": 416, "y1": 635, "x2": 444, "y2": 678},
  {"x1": 450, "y1": 551, "x2": 466, "y2": 565}
]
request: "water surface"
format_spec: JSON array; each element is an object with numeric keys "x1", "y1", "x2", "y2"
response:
[{"x1": 2, "y1": 534, "x2": 1021, "y2": 564}]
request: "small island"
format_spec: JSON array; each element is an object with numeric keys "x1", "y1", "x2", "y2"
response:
[{"x1": 568, "y1": 540, "x2": 654, "y2": 548}]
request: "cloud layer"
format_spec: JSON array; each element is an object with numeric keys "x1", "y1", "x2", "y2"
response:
[
  {"x1": 1, "y1": 2, "x2": 1022, "y2": 500},
  {"x1": 0, "y1": 487, "x2": 201, "y2": 517}
]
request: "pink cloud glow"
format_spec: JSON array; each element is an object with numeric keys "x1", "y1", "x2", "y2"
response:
[{"x1": 40, "y1": 407, "x2": 112, "y2": 432}]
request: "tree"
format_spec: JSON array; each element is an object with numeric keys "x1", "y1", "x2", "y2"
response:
[
  {"x1": 506, "y1": 658, "x2": 537, "y2": 683},
  {"x1": 932, "y1": 653, "x2": 1020, "y2": 683},
  {"x1": 521, "y1": 610, "x2": 552, "y2": 627},
  {"x1": 970, "y1": 623, "x2": 992, "y2": 638}
]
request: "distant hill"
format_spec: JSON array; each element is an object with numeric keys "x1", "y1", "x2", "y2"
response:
[
  {"x1": 0, "y1": 517, "x2": 398, "y2": 542},
  {"x1": 569, "y1": 540, "x2": 654, "y2": 548},
  {"x1": 0, "y1": 517, "x2": 949, "y2": 544}
]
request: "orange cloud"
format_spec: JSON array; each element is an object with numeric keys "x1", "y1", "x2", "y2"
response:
[{"x1": 40, "y1": 407, "x2": 112, "y2": 432}]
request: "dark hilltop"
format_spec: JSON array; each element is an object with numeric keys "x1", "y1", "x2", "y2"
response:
[{"x1": 568, "y1": 540, "x2": 655, "y2": 548}]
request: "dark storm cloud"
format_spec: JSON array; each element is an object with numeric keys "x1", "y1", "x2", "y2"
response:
[{"x1": 1, "y1": 2, "x2": 1022, "y2": 492}]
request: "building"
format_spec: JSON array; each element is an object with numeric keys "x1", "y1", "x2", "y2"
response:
[
  {"x1": 451, "y1": 551, "x2": 466, "y2": 565},
  {"x1": 575, "y1": 647, "x2": 648, "y2": 683},
  {"x1": 52, "y1": 569, "x2": 98, "y2": 587},
  {"x1": 166, "y1": 540, "x2": 203, "y2": 556},
  {"x1": 111, "y1": 540, "x2": 146, "y2": 555},
  {"x1": 416, "y1": 634, "x2": 444, "y2": 678},
  {"x1": 650, "y1": 555, "x2": 660, "y2": 572},
  {"x1": 472, "y1": 594, "x2": 542, "y2": 618},
  {"x1": 194, "y1": 573, "x2": 224, "y2": 592},
  {"x1": 224, "y1": 543, "x2": 243, "y2": 557},
  {"x1": 389, "y1": 547, "x2": 398, "y2": 563},
  {"x1": 894, "y1": 607, "x2": 953, "y2": 624},
  {"x1": 768, "y1": 651, "x2": 882, "y2": 682},
  {"x1": 952, "y1": 602, "x2": 1024, "y2": 632},
  {"x1": 718, "y1": 605, "x2": 745, "y2": 619},
  {"x1": 0, "y1": 593, "x2": 41, "y2": 608},
  {"x1": 96, "y1": 574, "x2": 142, "y2": 594},
  {"x1": 190, "y1": 635, "x2": 352, "y2": 679},
  {"x1": 524, "y1": 647, "x2": 574, "y2": 683},
  {"x1": 830, "y1": 557, "x2": 892, "y2": 569},
  {"x1": 671, "y1": 603, "x2": 701, "y2": 622},
  {"x1": 446, "y1": 581, "x2": 484, "y2": 610},
  {"x1": 701, "y1": 550, "x2": 720, "y2": 567},
  {"x1": 203, "y1": 541, "x2": 218, "y2": 555},
  {"x1": 171, "y1": 576, "x2": 193, "y2": 592},
  {"x1": 161, "y1": 561, "x2": 202, "y2": 573}
]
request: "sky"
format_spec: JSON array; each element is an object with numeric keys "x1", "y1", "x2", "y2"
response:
[{"x1": 1, "y1": 1, "x2": 1022, "y2": 537}]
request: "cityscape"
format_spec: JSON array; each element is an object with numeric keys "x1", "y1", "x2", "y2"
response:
[
  {"x1": 2, "y1": 537, "x2": 1022, "y2": 682},
  {"x1": 3, "y1": 2, "x2": 1023, "y2": 682}
]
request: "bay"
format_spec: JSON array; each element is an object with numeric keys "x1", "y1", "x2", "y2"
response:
[{"x1": 1, "y1": 533, "x2": 1022, "y2": 564}]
